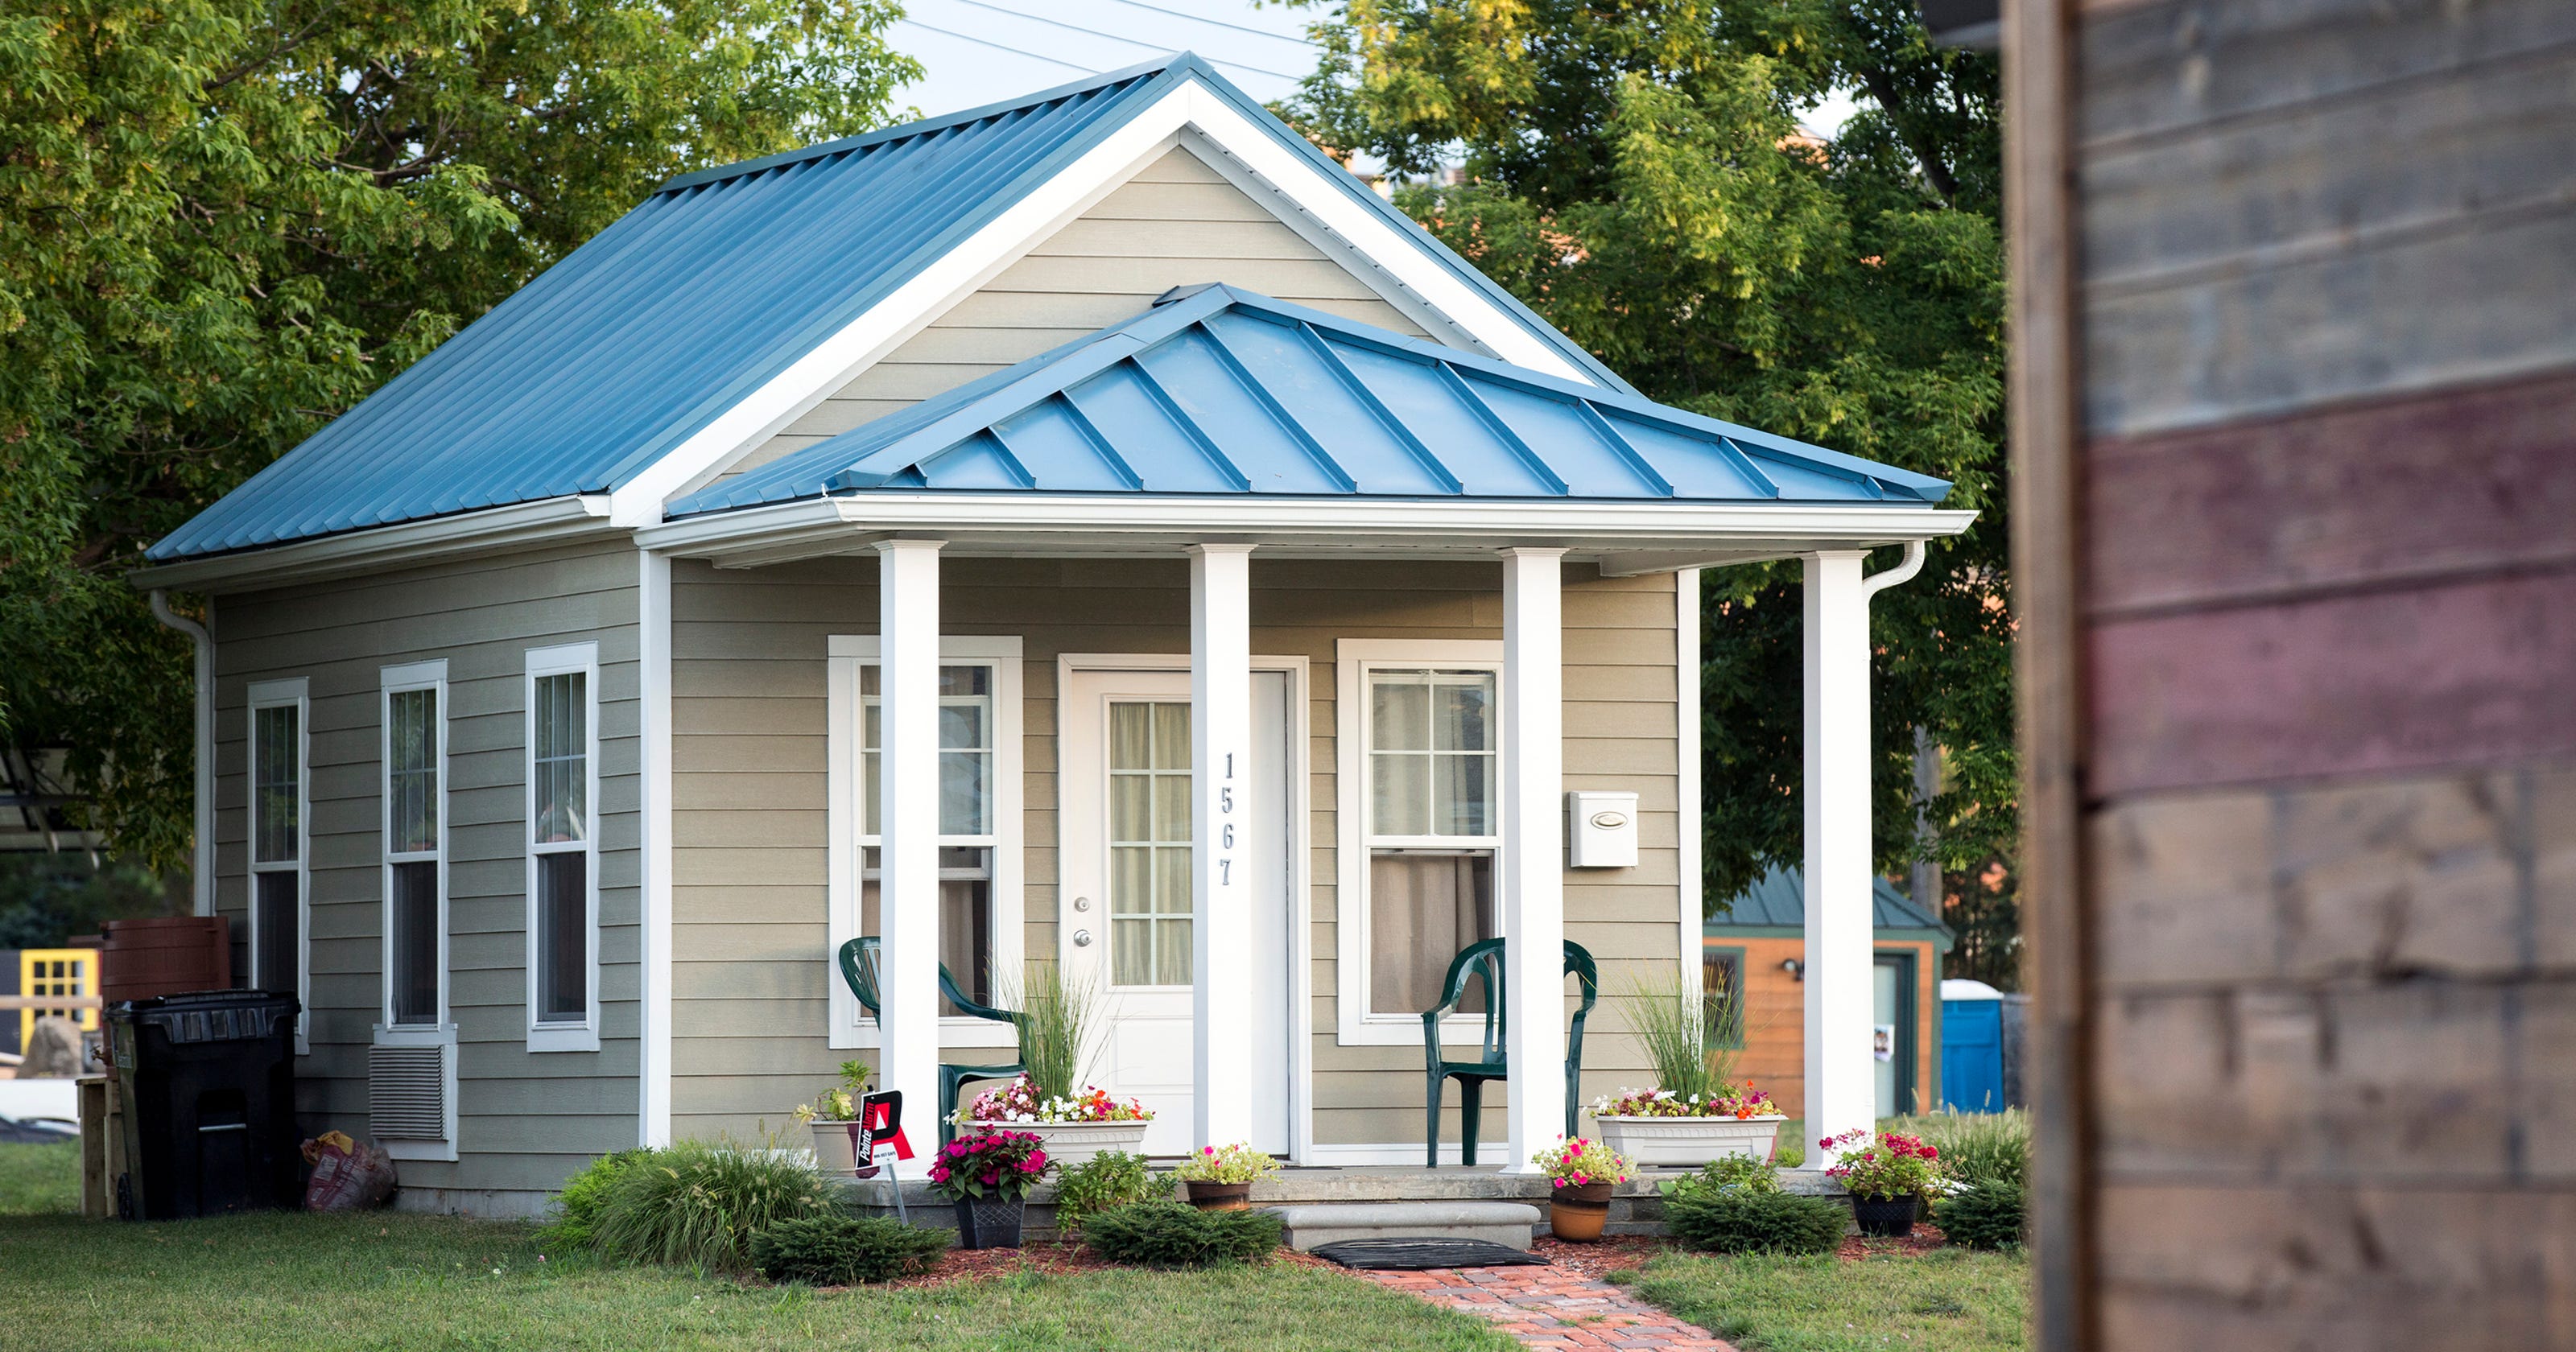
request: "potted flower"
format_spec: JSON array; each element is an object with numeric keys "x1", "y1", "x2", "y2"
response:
[
  {"x1": 1590, "y1": 972, "x2": 1786, "y2": 1165},
  {"x1": 786, "y1": 1061, "x2": 873, "y2": 1177},
  {"x1": 927, "y1": 1130, "x2": 1051, "y2": 1249},
  {"x1": 1531, "y1": 1136, "x2": 1633, "y2": 1243},
  {"x1": 957, "y1": 1074, "x2": 1153, "y2": 1166},
  {"x1": 1820, "y1": 1127, "x2": 1944, "y2": 1236},
  {"x1": 1170, "y1": 1142, "x2": 1281, "y2": 1210}
]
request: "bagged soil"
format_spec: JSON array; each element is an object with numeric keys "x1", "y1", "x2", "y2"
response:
[{"x1": 303, "y1": 1133, "x2": 398, "y2": 1212}]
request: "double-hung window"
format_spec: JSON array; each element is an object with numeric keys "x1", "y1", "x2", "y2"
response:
[
  {"x1": 526, "y1": 644, "x2": 600, "y2": 1051},
  {"x1": 381, "y1": 662, "x2": 448, "y2": 1031},
  {"x1": 825, "y1": 636, "x2": 1023, "y2": 1048},
  {"x1": 247, "y1": 678, "x2": 308, "y2": 1054},
  {"x1": 1336, "y1": 641, "x2": 1505, "y2": 1044}
]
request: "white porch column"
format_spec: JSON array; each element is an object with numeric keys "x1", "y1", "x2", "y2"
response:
[
  {"x1": 1802, "y1": 550, "x2": 1875, "y2": 1163},
  {"x1": 1500, "y1": 547, "x2": 1567, "y2": 1172},
  {"x1": 1189, "y1": 544, "x2": 1256, "y2": 1148},
  {"x1": 876, "y1": 539, "x2": 944, "y2": 1132}
]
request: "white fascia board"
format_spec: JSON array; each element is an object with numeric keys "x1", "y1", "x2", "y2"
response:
[
  {"x1": 130, "y1": 496, "x2": 616, "y2": 594},
  {"x1": 610, "y1": 73, "x2": 1601, "y2": 530}
]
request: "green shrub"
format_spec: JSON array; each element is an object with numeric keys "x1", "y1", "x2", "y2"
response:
[
  {"x1": 593, "y1": 1137, "x2": 832, "y2": 1272},
  {"x1": 1888, "y1": 1110, "x2": 2028, "y2": 1188},
  {"x1": 1934, "y1": 1180, "x2": 2025, "y2": 1251},
  {"x1": 539, "y1": 1148, "x2": 653, "y2": 1250},
  {"x1": 1052, "y1": 1150, "x2": 1163, "y2": 1239},
  {"x1": 1660, "y1": 1154, "x2": 1781, "y2": 1202},
  {"x1": 749, "y1": 1214, "x2": 951, "y2": 1285},
  {"x1": 1084, "y1": 1199, "x2": 1281, "y2": 1267},
  {"x1": 1664, "y1": 1189, "x2": 1847, "y2": 1255}
]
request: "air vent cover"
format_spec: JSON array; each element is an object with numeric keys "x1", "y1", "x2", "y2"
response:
[{"x1": 369, "y1": 1044, "x2": 449, "y2": 1140}]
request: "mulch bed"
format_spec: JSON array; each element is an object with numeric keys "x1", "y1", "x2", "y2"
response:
[
  {"x1": 824, "y1": 1241, "x2": 1335, "y2": 1292},
  {"x1": 1530, "y1": 1234, "x2": 1674, "y2": 1281},
  {"x1": 1835, "y1": 1222, "x2": 1948, "y2": 1262}
]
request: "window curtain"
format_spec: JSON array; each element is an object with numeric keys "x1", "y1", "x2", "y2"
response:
[{"x1": 1369, "y1": 852, "x2": 1495, "y2": 1015}]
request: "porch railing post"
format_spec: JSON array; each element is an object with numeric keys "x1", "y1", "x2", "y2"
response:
[
  {"x1": 1500, "y1": 547, "x2": 1568, "y2": 1172},
  {"x1": 876, "y1": 539, "x2": 944, "y2": 1134},
  {"x1": 1189, "y1": 543, "x2": 1256, "y2": 1149},
  {"x1": 1802, "y1": 550, "x2": 1875, "y2": 1164}
]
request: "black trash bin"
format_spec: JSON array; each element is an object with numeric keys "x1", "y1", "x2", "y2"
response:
[{"x1": 106, "y1": 990, "x2": 301, "y2": 1220}]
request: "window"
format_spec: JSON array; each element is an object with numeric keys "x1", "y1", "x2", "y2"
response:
[
  {"x1": 1335, "y1": 641, "x2": 1505, "y2": 1044},
  {"x1": 381, "y1": 662, "x2": 446, "y2": 1030},
  {"x1": 1703, "y1": 946, "x2": 1746, "y2": 1050},
  {"x1": 825, "y1": 636, "x2": 1023, "y2": 1049},
  {"x1": 248, "y1": 679, "x2": 308, "y2": 1053},
  {"x1": 526, "y1": 643, "x2": 599, "y2": 1051},
  {"x1": 1106, "y1": 699, "x2": 1192, "y2": 987}
]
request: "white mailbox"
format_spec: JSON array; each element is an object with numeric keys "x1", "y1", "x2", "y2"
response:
[{"x1": 1566, "y1": 790, "x2": 1640, "y2": 869}]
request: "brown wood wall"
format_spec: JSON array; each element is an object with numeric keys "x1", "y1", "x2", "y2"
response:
[
  {"x1": 1707, "y1": 934, "x2": 1942, "y2": 1122},
  {"x1": 2009, "y1": 0, "x2": 2576, "y2": 1346}
]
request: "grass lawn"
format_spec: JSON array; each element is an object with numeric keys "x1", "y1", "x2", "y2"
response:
[
  {"x1": 0, "y1": 1138, "x2": 80, "y2": 1214},
  {"x1": 0, "y1": 1144, "x2": 1512, "y2": 1352},
  {"x1": 1620, "y1": 1246, "x2": 2029, "y2": 1352}
]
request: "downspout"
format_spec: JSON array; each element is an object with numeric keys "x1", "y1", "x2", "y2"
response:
[
  {"x1": 149, "y1": 589, "x2": 215, "y2": 917},
  {"x1": 1860, "y1": 539, "x2": 1928, "y2": 600}
]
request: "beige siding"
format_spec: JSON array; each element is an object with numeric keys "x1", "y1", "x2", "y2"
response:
[
  {"x1": 670, "y1": 558, "x2": 1683, "y2": 1151},
  {"x1": 720, "y1": 146, "x2": 1436, "y2": 481},
  {"x1": 213, "y1": 541, "x2": 642, "y2": 1197}
]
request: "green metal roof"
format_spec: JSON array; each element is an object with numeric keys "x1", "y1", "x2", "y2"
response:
[{"x1": 1704, "y1": 864, "x2": 1951, "y2": 937}]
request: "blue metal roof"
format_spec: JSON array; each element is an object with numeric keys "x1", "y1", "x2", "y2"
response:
[
  {"x1": 1704, "y1": 864, "x2": 1951, "y2": 936},
  {"x1": 672, "y1": 285, "x2": 1951, "y2": 516},
  {"x1": 150, "y1": 54, "x2": 1639, "y2": 563}
]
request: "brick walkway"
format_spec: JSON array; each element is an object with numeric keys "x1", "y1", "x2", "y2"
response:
[{"x1": 1356, "y1": 1264, "x2": 1736, "y2": 1350}]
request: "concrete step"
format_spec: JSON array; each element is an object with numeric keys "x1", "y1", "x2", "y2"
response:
[{"x1": 1269, "y1": 1201, "x2": 1542, "y2": 1251}]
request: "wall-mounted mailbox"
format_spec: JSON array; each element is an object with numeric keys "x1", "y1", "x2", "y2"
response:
[{"x1": 1566, "y1": 790, "x2": 1639, "y2": 869}]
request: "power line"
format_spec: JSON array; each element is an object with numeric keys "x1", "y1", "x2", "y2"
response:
[
  {"x1": 929, "y1": 0, "x2": 1311, "y2": 82},
  {"x1": 1098, "y1": 0, "x2": 1317, "y2": 46},
  {"x1": 895, "y1": 18, "x2": 1101, "y2": 75}
]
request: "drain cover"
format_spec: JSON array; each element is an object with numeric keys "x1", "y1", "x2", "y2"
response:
[{"x1": 1311, "y1": 1237, "x2": 1550, "y2": 1270}]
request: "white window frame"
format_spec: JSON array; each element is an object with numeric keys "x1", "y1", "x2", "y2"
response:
[
  {"x1": 824, "y1": 634, "x2": 1025, "y2": 1050},
  {"x1": 246, "y1": 678, "x2": 311, "y2": 1056},
  {"x1": 1334, "y1": 638, "x2": 1507, "y2": 1046},
  {"x1": 524, "y1": 642, "x2": 601, "y2": 1053},
  {"x1": 374, "y1": 659, "x2": 456, "y2": 1160}
]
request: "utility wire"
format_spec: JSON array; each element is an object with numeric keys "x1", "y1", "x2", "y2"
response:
[
  {"x1": 1098, "y1": 0, "x2": 1318, "y2": 46},
  {"x1": 895, "y1": 18, "x2": 1101, "y2": 74},
  {"x1": 929, "y1": 0, "x2": 1311, "y2": 82}
]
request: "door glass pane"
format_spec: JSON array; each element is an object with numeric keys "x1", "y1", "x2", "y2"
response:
[
  {"x1": 1154, "y1": 916, "x2": 1193, "y2": 986},
  {"x1": 1109, "y1": 847, "x2": 1151, "y2": 913},
  {"x1": 1873, "y1": 959, "x2": 1902, "y2": 1118},
  {"x1": 1152, "y1": 703, "x2": 1190, "y2": 770},
  {"x1": 1151, "y1": 768, "x2": 1191, "y2": 841},
  {"x1": 1106, "y1": 699, "x2": 1191, "y2": 985}
]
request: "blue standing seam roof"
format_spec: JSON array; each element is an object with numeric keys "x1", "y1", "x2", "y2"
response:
[
  {"x1": 671, "y1": 286, "x2": 1951, "y2": 516},
  {"x1": 147, "y1": 53, "x2": 1643, "y2": 563},
  {"x1": 1703, "y1": 864, "x2": 1952, "y2": 936}
]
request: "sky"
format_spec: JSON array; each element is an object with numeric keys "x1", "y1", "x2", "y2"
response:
[{"x1": 886, "y1": 0, "x2": 1860, "y2": 138}]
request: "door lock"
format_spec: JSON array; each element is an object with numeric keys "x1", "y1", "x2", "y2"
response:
[
  {"x1": 1072, "y1": 896, "x2": 1092, "y2": 913},
  {"x1": 1072, "y1": 929, "x2": 1092, "y2": 946}
]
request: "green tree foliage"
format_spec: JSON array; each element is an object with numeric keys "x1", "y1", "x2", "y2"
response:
[
  {"x1": 0, "y1": 0, "x2": 920, "y2": 869},
  {"x1": 1286, "y1": 0, "x2": 2013, "y2": 909}
]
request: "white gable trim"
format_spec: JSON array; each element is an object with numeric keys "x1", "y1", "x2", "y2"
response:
[{"x1": 609, "y1": 74, "x2": 1602, "y2": 530}]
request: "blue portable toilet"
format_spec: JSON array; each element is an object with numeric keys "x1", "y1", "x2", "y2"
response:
[{"x1": 1940, "y1": 979, "x2": 2008, "y2": 1113}]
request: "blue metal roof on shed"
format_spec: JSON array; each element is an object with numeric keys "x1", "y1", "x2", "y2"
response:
[
  {"x1": 1705, "y1": 864, "x2": 1951, "y2": 935},
  {"x1": 147, "y1": 54, "x2": 1639, "y2": 563},
  {"x1": 672, "y1": 286, "x2": 1951, "y2": 515}
]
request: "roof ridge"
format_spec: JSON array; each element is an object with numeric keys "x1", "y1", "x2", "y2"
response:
[{"x1": 654, "y1": 52, "x2": 1194, "y2": 196}]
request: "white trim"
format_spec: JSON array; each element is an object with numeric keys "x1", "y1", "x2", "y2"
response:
[
  {"x1": 638, "y1": 552, "x2": 674, "y2": 1147},
  {"x1": 1298, "y1": 1142, "x2": 1484, "y2": 1168},
  {"x1": 1677, "y1": 569, "x2": 1703, "y2": 1016},
  {"x1": 131, "y1": 496, "x2": 615, "y2": 594},
  {"x1": 246, "y1": 677, "x2": 310, "y2": 1056},
  {"x1": 524, "y1": 642, "x2": 603, "y2": 1054},
  {"x1": 1802, "y1": 550, "x2": 1875, "y2": 1166},
  {"x1": 1332, "y1": 639, "x2": 1507, "y2": 1048},
  {"x1": 1187, "y1": 544, "x2": 1256, "y2": 1149},
  {"x1": 374, "y1": 1028, "x2": 460, "y2": 1163},
  {"x1": 1498, "y1": 547, "x2": 1567, "y2": 1173},
  {"x1": 823, "y1": 633, "x2": 1026, "y2": 1051}
]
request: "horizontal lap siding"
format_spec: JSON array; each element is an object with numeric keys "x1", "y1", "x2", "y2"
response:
[
  {"x1": 670, "y1": 559, "x2": 1682, "y2": 1151},
  {"x1": 212, "y1": 542, "x2": 642, "y2": 1196}
]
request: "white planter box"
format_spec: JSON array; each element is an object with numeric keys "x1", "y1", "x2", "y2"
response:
[
  {"x1": 808, "y1": 1121, "x2": 864, "y2": 1177},
  {"x1": 995, "y1": 1119, "x2": 1152, "y2": 1167},
  {"x1": 1594, "y1": 1115, "x2": 1786, "y2": 1168}
]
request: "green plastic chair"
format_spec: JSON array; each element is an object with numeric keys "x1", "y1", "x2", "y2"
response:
[
  {"x1": 839, "y1": 936, "x2": 1025, "y2": 1147},
  {"x1": 1421, "y1": 937, "x2": 1600, "y2": 1168}
]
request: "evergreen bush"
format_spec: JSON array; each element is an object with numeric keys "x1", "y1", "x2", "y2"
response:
[
  {"x1": 1084, "y1": 1199, "x2": 1281, "y2": 1267},
  {"x1": 1051, "y1": 1151, "x2": 1163, "y2": 1239},
  {"x1": 1664, "y1": 1189, "x2": 1847, "y2": 1255},
  {"x1": 592, "y1": 1137, "x2": 832, "y2": 1272},
  {"x1": 749, "y1": 1214, "x2": 951, "y2": 1284},
  {"x1": 1934, "y1": 1180, "x2": 2025, "y2": 1250}
]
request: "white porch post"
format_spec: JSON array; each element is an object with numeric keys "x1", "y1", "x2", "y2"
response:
[
  {"x1": 876, "y1": 539, "x2": 944, "y2": 1132},
  {"x1": 1500, "y1": 547, "x2": 1567, "y2": 1172},
  {"x1": 1802, "y1": 550, "x2": 1874, "y2": 1164},
  {"x1": 1189, "y1": 544, "x2": 1256, "y2": 1148}
]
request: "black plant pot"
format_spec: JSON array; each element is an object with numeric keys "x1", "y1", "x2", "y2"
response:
[
  {"x1": 1850, "y1": 1194, "x2": 1921, "y2": 1238},
  {"x1": 954, "y1": 1194, "x2": 1026, "y2": 1250}
]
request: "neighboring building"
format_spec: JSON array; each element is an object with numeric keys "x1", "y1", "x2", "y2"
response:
[
  {"x1": 1702, "y1": 865, "x2": 1949, "y2": 1123},
  {"x1": 2004, "y1": 2, "x2": 2576, "y2": 1347},
  {"x1": 134, "y1": 55, "x2": 1971, "y2": 1213}
]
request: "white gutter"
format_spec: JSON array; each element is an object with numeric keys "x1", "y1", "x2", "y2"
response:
[
  {"x1": 129, "y1": 495, "x2": 617, "y2": 595},
  {"x1": 148, "y1": 589, "x2": 215, "y2": 917}
]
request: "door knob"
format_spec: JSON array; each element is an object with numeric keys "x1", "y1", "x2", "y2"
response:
[{"x1": 1072, "y1": 929, "x2": 1092, "y2": 946}]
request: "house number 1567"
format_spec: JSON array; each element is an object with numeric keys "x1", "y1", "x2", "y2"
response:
[{"x1": 1216, "y1": 752, "x2": 1235, "y2": 884}]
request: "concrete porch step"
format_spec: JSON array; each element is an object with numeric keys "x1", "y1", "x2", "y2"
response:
[{"x1": 1269, "y1": 1201, "x2": 1542, "y2": 1252}]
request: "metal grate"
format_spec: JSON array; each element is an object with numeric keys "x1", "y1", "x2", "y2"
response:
[{"x1": 368, "y1": 1044, "x2": 448, "y2": 1140}]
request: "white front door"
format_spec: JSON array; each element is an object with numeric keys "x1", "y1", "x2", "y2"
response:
[{"x1": 1060, "y1": 666, "x2": 1294, "y2": 1156}]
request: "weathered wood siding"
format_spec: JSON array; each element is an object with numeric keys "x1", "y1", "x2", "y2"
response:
[
  {"x1": 2012, "y1": 0, "x2": 2576, "y2": 1344},
  {"x1": 1706, "y1": 934, "x2": 1942, "y2": 1122},
  {"x1": 209, "y1": 542, "x2": 642, "y2": 1200},
  {"x1": 716, "y1": 145, "x2": 1435, "y2": 483},
  {"x1": 668, "y1": 558, "x2": 1683, "y2": 1149}
]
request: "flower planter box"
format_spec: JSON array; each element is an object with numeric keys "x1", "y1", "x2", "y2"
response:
[
  {"x1": 1005, "y1": 1119, "x2": 1151, "y2": 1168},
  {"x1": 807, "y1": 1121, "x2": 863, "y2": 1177},
  {"x1": 1592, "y1": 1115, "x2": 1785, "y2": 1167},
  {"x1": 1185, "y1": 1181, "x2": 1253, "y2": 1210}
]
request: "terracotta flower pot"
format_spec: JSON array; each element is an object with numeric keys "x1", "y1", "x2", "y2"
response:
[
  {"x1": 1549, "y1": 1181, "x2": 1614, "y2": 1243},
  {"x1": 1850, "y1": 1194, "x2": 1921, "y2": 1238},
  {"x1": 1186, "y1": 1180, "x2": 1253, "y2": 1211}
]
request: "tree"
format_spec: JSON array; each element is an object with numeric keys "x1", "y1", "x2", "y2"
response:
[
  {"x1": 1287, "y1": 0, "x2": 2016, "y2": 954},
  {"x1": 0, "y1": 0, "x2": 919, "y2": 870}
]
